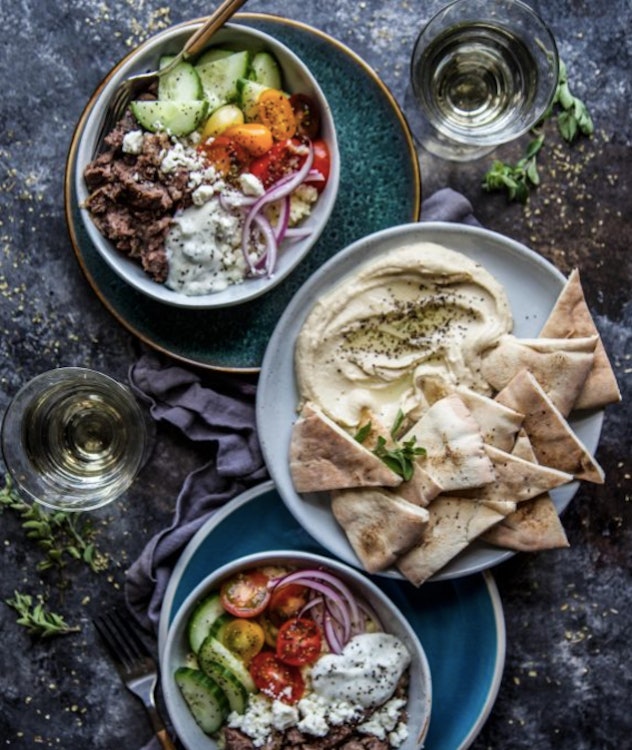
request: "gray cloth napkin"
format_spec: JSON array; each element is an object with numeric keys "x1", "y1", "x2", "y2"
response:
[{"x1": 128, "y1": 187, "x2": 477, "y2": 750}]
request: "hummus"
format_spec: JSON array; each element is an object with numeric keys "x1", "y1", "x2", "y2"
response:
[{"x1": 295, "y1": 242, "x2": 513, "y2": 428}]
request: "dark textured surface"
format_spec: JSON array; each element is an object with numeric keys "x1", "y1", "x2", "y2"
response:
[{"x1": 1, "y1": 1, "x2": 630, "y2": 749}]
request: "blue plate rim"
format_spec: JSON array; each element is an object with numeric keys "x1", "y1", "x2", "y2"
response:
[{"x1": 157, "y1": 479, "x2": 506, "y2": 750}]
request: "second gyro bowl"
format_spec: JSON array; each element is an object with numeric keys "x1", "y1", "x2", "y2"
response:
[{"x1": 161, "y1": 550, "x2": 432, "y2": 750}]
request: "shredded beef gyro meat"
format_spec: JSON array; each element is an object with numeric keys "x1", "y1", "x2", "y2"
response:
[{"x1": 83, "y1": 108, "x2": 194, "y2": 283}]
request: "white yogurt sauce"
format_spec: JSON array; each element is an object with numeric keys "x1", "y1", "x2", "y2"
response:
[
  {"x1": 165, "y1": 197, "x2": 250, "y2": 295},
  {"x1": 310, "y1": 632, "x2": 411, "y2": 709}
]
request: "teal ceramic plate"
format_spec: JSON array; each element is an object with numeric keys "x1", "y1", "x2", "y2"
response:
[
  {"x1": 64, "y1": 13, "x2": 421, "y2": 372},
  {"x1": 159, "y1": 481, "x2": 506, "y2": 750}
]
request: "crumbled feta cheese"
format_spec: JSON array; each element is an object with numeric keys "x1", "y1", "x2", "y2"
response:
[
  {"x1": 289, "y1": 183, "x2": 319, "y2": 225},
  {"x1": 358, "y1": 697, "x2": 407, "y2": 741},
  {"x1": 239, "y1": 172, "x2": 265, "y2": 197},
  {"x1": 122, "y1": 130, "x2": 144, "y2": 155},
  {"x1": 271, "y1": 700, "x2": 299, "y2": 731},
  {"x1": 227, "y1": 694, "x2": 273, "y2": 748},
  {"x1": 160, "y1": 141, "x2": 206, "y2": 174},
  {"x1": 191, "y1": 184, "x2": 218, "y2": 206}
]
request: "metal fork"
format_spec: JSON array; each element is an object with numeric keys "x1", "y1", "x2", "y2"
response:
[
  {"x1": 92, "y1": 0, "x2": 248, "y2": 156},
  {"x1": 94, "y1": 608, "x2": 177, "y2": 750}
]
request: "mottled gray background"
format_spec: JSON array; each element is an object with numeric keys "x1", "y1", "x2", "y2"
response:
[{"x1": 0, "y1": 1, "x2": 630, "y2": 749}]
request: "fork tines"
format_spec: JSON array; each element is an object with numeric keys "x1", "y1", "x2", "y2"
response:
[{"x1": 94, "y1": 608, "x2": 152, "y2": 673}]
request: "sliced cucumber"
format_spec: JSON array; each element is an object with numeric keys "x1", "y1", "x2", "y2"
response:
[
  {"x1": 198, "y1": 636, "x2": 256, "y2": 693},
  {"x1": 186, "y1": 593, "x2": 226, "y2": 654},
  {"x1": 196, "y1": 47, "x2": 234, "y2": 66},
  {"x1": 158, "y1": 56, "x2": 203, "y2": 101},
  {"x1": 236, "y1": 78, "x2": 270, "y2": 119},
  {"x1": 208, "y1": 612, "x2": 233, "y2": 641},
  {"x1": 200, "y1": 661, "x2": 249, "y2": 714},
  {"x1": 130, "y1": 99, "x2": 208, "y2": 136},
  {"x1": 196, "y1": 50, "x2": 251, "y2": 112},
  {"x1": 174, "y1": 667, "x2": 229, "y2": 735},
  {"x1": 250, "y1": 51, "x2": 282, "y2": 89}
]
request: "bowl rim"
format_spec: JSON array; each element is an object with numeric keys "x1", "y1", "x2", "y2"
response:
[
  {"x1": 161, "y1": 549, "x2": 433, "y2": 750},
  {"x1": 75, "y1": 19, "x2": 340, "y2": 309}
]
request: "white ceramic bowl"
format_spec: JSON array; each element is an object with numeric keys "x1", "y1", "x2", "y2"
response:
[
  {"x1": 75, "y1": 20, "x2": 339, "y2": 309},
  {"x1": 161, "y1": 550, "x2": 432, "y2": 750}
]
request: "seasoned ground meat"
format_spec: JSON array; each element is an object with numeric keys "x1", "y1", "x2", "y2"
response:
[{"x1": 82, "y1": 110, "x2": 194, "y2": 283}]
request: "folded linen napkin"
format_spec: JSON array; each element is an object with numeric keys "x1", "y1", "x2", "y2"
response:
[{"x1": 127, "y1": 187, "x2": 478, "y2": 749}]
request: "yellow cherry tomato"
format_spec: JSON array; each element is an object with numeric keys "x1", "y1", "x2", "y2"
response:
[
  {"x1": 223, "y1": 123, "x2": 274, "y2": 157},
  {"x1": 201, "y1": 104, "x2": 245, "y2": 139},
  {"x1": 220, "y1": 619, "x2": 266, "y2": 663},
  {"x1": 256, "y1": 89, "x2": 297, "y2": 141}
]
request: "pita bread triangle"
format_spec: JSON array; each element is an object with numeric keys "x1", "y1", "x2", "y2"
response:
[
  {"x1": 455, "y1": 385, "x2": 524, "y2": 452},
  {"x1": 403, "y1": 393, "x2": 496, "y2": 491},
  {"x1": 331, "y1": 488, "x2": 429, "y2": 574},
  {"x1": 480, "y1": 333, "x2": 597, "y2": 416},
  {"x1": 495, "y1": 369, "x2": 605, "y2": 484},
  {"x1": 482, "y1": 430, "x2": 570, "y2": 551},
  {"x1": 396, "y1": 496, "x2": 505, "y2": 587},
  {"x1": 539, "y1": 268, "x2": 621, "y2": 411},
  {"x1": 289, "y1": 401, "x2": 401, "y2": 492}
]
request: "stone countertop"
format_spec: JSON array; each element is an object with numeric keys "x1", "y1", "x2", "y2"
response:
[{"x1": 0, "y1": 1, "x2": 630, "y2": 748}]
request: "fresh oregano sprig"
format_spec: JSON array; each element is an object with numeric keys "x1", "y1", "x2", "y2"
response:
[
  {"x1": 355, "y1": 411, "x2": 426, "y2": 482},
  {"x1": 482, "y1": 59, "x2": 594, "y2": 202},
  {"x1": 5, "y1": 592, "x2": 81, "y2": 638},
  {"x1": 0, "y1": 476, "x2": 108, "y2": 574}
]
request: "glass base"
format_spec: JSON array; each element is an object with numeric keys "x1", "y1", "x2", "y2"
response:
[{"x1": 402, "y1": 83, "x2": 497, "y2": 162}]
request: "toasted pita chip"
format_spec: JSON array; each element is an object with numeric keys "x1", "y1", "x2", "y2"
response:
[
  {"x1": 290, "y1": 402, "x2": 401, "y2": 492},
  {"x1": 455, "y1": 385, "x2": 524, "y2": 451},
  {"x1": 331, "y1": 488, "x2": 429, "y2": 573},
  {"x1": 482, "y1": 431, "x2": 569, "y2": 551},
  {"x1": 482, "y1": 496, "x2": 570, "y2": 552},
  {"x1": 403, "y1": 394, "x2": 496, "y2": 491},
  {"x1": 495, "y1": 370, "x2": 605, "y2": 484},
  {"x1": 397, "y1": 497, "x2": 505, "y2": 586},
  {"x1": 480, "y1": 333, "x2": 597, "y2": 416},
  {"x1": 395, "y1": 466, "x2": 443, "y2": 507},
  {"x1": 539, "y1": 268, "x2": 621, "y2": 410}
]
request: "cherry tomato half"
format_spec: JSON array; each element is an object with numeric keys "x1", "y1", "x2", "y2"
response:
[
  {"x1": 248, "y1": 138, "x2": 304, "y2": 188},
  {"x1": 276, "y1": 617, "x2": 322, "y2": 666},
  {"x1": 267, "y1": 583, "x2": 309, "y2": 627},
  {"x1": 257, "y1": 89, "x2": 297, "y2": 141},
  {"x1": 220, "y1": 570, "x2": 271, "y2": 618},
  {"x1": 249, "y1": 650, "x2": 305, "y2": 704},
  {"x1": 197, "y1": 135, "x2": 250, "y2": 179},
  {"x1": 289, "y1": 93, "x2": 321, "y2": 140},
  {"x1": 222, "y1": 123, "x2": 274, "y2": 157},
  {"x1": 220, "y1": 618, "x2": 265, "y2": 663},
  {"x1": 308, "y1": 139, "x2": 331, "y2": 192}
]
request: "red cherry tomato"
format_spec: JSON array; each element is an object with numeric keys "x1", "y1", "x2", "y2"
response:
[
  {"x1": 276, "y1": 617, "x2": 322, "y2": 666},
  {"x1": 249, "y1": 650, "x2": 305, "y2": 704},
  {"x1": 220, "y1": 570, "x2": 271, "y2": 618},
  {"x1": 267, "y1": 583, "x2": 309, "y2": 627},
  {"x1": 308, "y1": 139, "x2": 331, "y2": 192},
  {"x1": 247, "y1": 138, "x2": 304, "y2": 188},
  {"x1": 289, "y1": 93, "x2": 321, "y2": 139}
]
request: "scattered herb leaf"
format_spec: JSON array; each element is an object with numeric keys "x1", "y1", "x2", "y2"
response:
[
  {"x1": 482, "y1": 59, "x2": 593, "y2": 202},
  {"x1": 373, "y1": 435, "x2": 426, "y2": 482},
  {"x1": 0, "y1": 476, "x2": 108, "y2": 574},
  {"x1": 5, "y1": 592, "x2": 81, "y2": 638}
]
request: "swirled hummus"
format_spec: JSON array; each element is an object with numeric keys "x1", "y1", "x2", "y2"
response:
[{"x1": 295, "y1": 242, "x2": 513, "y2": 428}]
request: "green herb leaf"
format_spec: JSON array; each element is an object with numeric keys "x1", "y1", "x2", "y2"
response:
[{"x1": 6, "y1": 592, "x2": 81, "y2": 639}]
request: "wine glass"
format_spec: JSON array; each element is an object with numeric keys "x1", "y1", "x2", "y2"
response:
[
  {"x1": 1, "y1": 367, "x2": 153, "y2": 512},
  {"x1": 404, "y1": 0, "x2": 559, "y2": 161}
]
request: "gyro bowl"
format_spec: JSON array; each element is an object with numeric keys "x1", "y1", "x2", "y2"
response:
[
  {"x1": 161, "y1": 550, "x2": 432, "y2": 750},
  {"x1": 75, "y1": 20, "x2": 339, "y2": 309}
]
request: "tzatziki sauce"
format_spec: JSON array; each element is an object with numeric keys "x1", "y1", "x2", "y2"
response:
[
  {"x1": 165, "y1": 197, "x2": 250, "y2": 295},
  {"x1": 310, "y1": 632, "x2": 411, "y2": 709}
]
